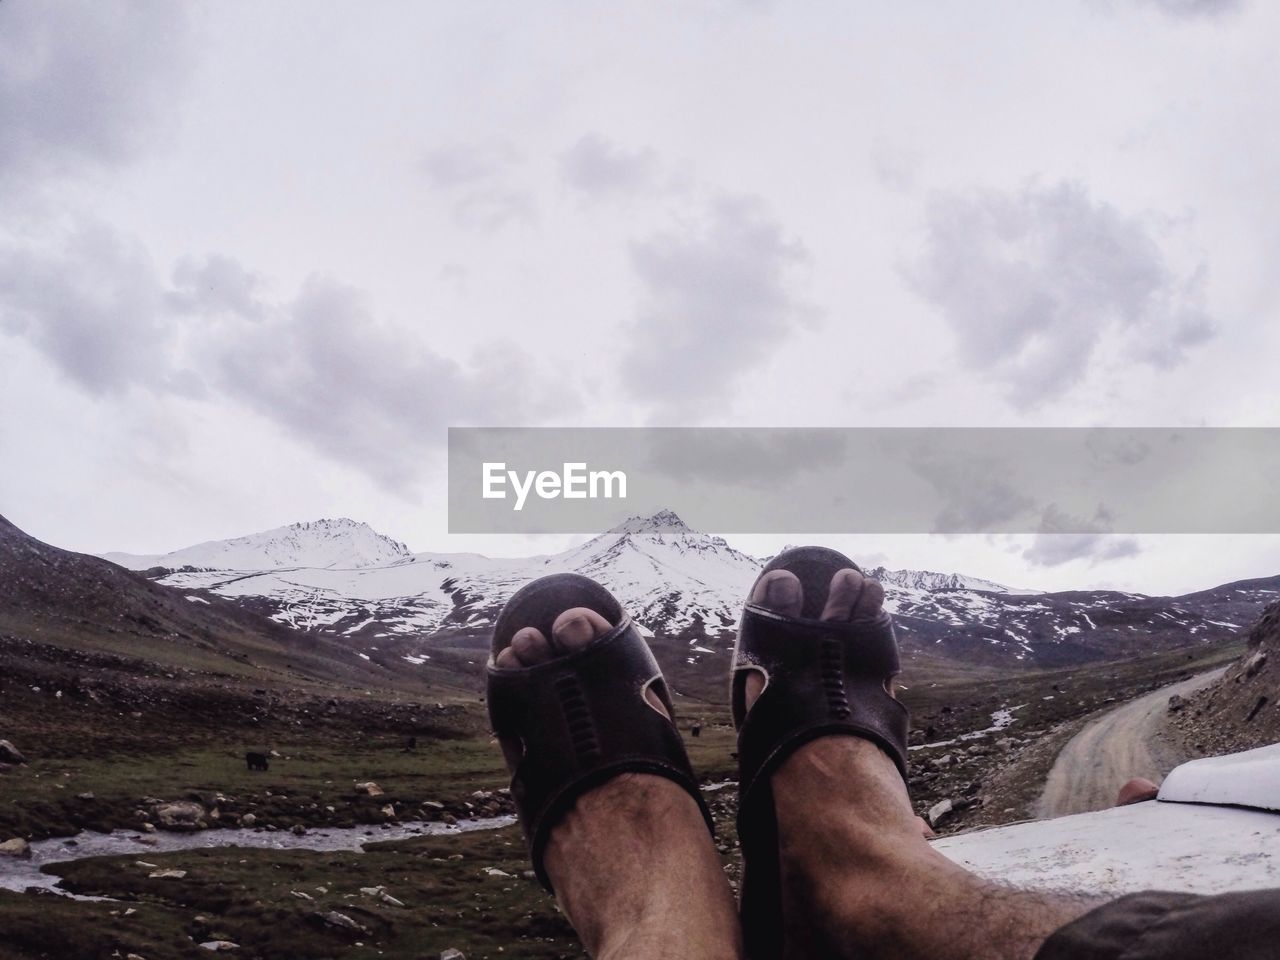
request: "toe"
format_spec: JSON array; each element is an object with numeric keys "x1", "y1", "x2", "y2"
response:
[
  {"x1": 820, "y1": 568, "x2": 867, "y2": 621},
  {"x1": 510, "y1": 626, "x2": 555, "y2": 666},
  {"x1": 751, "y1": 569, "x2": 803, "y2": 616},
  {"x1": 551, "y1": 607, "x2": 613, "y2": 654},
  {"x1": 494, "y1": 646, "x2": 521, "y2": 669}
]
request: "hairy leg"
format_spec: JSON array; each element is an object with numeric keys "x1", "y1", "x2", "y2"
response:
[
  {"x1": 495, "y1": 607, "x2": 741, "y2": 960},
  {"x1": 750, "y1": 569, "x2": 1101, "y2": 960}
]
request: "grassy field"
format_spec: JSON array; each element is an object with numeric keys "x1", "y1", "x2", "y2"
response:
[{"x1": 0, "y1": 630, "x2": 1245, "y2": 959}]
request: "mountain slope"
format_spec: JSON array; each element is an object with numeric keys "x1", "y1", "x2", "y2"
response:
[
  {"x1": 0, "y1": 514, "x2": 408, "y2": 688},
  {"x1": 103, "y1": 518, "x2": 412, "y2": 572},
  {"x1": 100, "y1": 513, "x2": 1280, "y2": 669}
]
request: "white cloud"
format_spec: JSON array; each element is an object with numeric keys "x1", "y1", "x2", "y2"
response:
[
  {"x1": 0, "y1": 0, "x2": 190, "y2": 190},
  {"x1": 560, "y1": 134, "x2": 659, "y2": 196},
  {"x1": 622, "y1": 195, "x2": 812, "y2": 418},
  {"x1": 904, "y1": 181, "x2": 1215, "y2": 408}
]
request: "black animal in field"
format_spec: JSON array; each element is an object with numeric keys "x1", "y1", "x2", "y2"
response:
[{"x1": 245, "y1": 751, "x2": 269, "y2": 772}]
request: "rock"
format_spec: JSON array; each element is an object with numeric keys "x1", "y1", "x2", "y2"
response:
[
  {"x1": 354, "y1": 781, "x2": 384, "y2": 797},
  {"x1": 240, "y1": 813, "x2": 257, "y2": 827},
  {"x1": 155, "y1": 800, "x2": 205, "y2": 831},
  {"x1": 380, "y1": 892, "x2": 405, "y2": 908},
  {"x1": 135, "y1": 861, "x2": 158, "y2": 868},
  {"x1": 315, "y1": 911, "x2": 370, "y2": 936},
  {"x1": 933, "y1": 753, "x2": 955, "y2": 768},
  {"x1": 380, "y1": 803, "x2": 397, "y2": 820},
  {"x1": 994, "y1": 737, "x2": 1017, "y2": 751},
  {"x1": 1167, "y1": 694, "x2": 1186, "y2": 712},
  {"x1": 291, "y1": 890, "x2": 313, "y2": 900},
  {"x1": 483, "y1": 867, "x2": 511, "y2": 878},
  {"x1": 440, "y1": 950, "x2": 466, "y2": 960},
  {"x1": 360, "y1": 885, "x2": 385, "y2": 897},
  {"x1": 291, "y1": 823, "x2": 306, "y2": 836},
  {"x1": 0, "y1": 838, "x2": 32, "y2": 859},
  {"x1": 149, "y1": 868, "x2": 188, "y2": 879},
  {"x1": 77, "y1": 791, "x2": 96, "y2": 801},
  {"x1": 927, "y1": 799, "x2": 954, "y2": 828},
  {"x1": 0, "y1": 740, "x2": 26, "y2": 765},
  {"x1": 198, "y1": 942, "x2": 239, "y2": 952},
  {"x1": 141, "y1": 822, "x2": 156, "y2": 833},
  {"x1": 421, "y1": 800, "x2": 444, "y2": 810},
  {"x1": 1244, "y1": 649, "x2": 1268, "y2": 679}
]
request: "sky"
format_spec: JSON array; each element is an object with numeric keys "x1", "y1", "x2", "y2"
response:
[{"x1": 2, "y1": 0, "x2": 1279, "y2": 596}]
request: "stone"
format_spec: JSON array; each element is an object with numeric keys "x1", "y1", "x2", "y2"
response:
[
  {"x1": 155, "y1": 800, "x2": 205, "y2": 831},
  {"x1": 77, "y1": 791, "x2": 96, "y2": 800},
  {"x1": 483, "y1": 867, "x2": 511, "y2": 878},
  {"x1": 440, "y1": 950, "x2": 466, "y2": 960},
  {"x1": 315, "y1": 911, "x2": 370, "y2": 936},
  {"x1": 149, "y1": 868, "x2": 188, "y2": 879},
  {"x1": 1244, "y1": 650, "x2": 1268, "y2": 679},
  {"x1": 240, "y1": 813, "x2": 257, "y2": 827},
  {"x1": 354, "y1": 781, "x2": 384, "y2": 797},
  {"x1": 0, "y1": 740, "x2": 26, "y2": 765},
  {"x1": 380, "y1": 803, "x2": 396, "y2": 819},
  {"x1": 198, "y1": 942, "x2": 239, "y2": 952},
  {"x1": 291, "y1": 823, "x2": 306, "y2": 836},
  {"x1": 0, "y1": 838, "x2": 32, "y2": 859},
  {"x1": 379, "y1": 892, "x2": 405, "y2": 908},
  {"x1": 927, "y1": 799, "x2": 954, "y2": 828}
]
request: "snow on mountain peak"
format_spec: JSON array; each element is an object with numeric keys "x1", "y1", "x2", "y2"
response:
[
  {"x1": 105, "y1": 517, "x2": 412, "y2": 572},
  {"x1": 608, "y1": 509, "x2": 692, "y2": 534}
]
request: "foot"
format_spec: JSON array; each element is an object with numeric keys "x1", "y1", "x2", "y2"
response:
[
  {"x1": 494, "y1": 605, "x2": 741, "y2": 960},
  {"x1": 744, "y1": 560, "x2": 1099, "y2": 960},
  {"x1": 1116, "y1": 777, "x2": 1159, "y2": 806}
]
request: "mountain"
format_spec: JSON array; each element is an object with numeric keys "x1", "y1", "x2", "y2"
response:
[
  {"x1": 101, "y1": 512, "x2": 1280, "y2": 669},
  {"x1": 102, "y1": 518, "x2": 412, "y2": 572},
  {"x1": 0, "y1": 514, "x2": 410, "y2": 688},
  {"x1": 1172, "y1": 599, "x2": 1280, "y2": 754}
]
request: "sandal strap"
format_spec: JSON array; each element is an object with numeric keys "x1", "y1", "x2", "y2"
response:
[
  {"x1": 733, "y1": 604, "x2": 909, "y2": 822},
  {"x1": 487, "y1": 619, "x2": 712, "y2": 891}
]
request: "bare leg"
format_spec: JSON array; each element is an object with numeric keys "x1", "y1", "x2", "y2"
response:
[
  {"x1": 747, "y1": 569, "x2": 1102, "y2": 960},
  {"x1": 495, "y1": 607, "x2": 742, "y2": 960}
]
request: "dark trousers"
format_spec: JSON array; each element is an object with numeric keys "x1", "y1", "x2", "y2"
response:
[{"x1": 1035, "y1": 889, "x2": 1280, "y2": 960}]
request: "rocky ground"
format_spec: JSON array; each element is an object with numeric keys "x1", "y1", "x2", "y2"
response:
[{"x1": 1171, "y1": 600, "x2": 1279, "y2": 758}]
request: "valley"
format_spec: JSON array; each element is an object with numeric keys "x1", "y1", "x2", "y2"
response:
[{"x1": 0, "y1": 511, "x2": 1273, "y2": 958}]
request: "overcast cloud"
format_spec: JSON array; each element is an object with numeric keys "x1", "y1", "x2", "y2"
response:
[
  {"x1": 622, "y1": 194, "x2": 812, "y2": 419},
  {"x1": 0, "y1": 0, "x2": 189, "y2": 189},
  {"x1": 560, "y1": 134, "x2": 661, "y2": 197},
  {"x1": 1, "y1": 1, "x2": 1278, "y2": 593},
  {"x1": 905, "y1": 181, "x2": 1215, "y2": 409}
]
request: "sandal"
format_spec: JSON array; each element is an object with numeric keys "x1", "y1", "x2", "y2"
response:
[
  {"x1": 486, "y1": 572, "x2": 714, "y2": 892},
  {"x1": 732, "y1": 547, "x2": 910, "y2": 958}
]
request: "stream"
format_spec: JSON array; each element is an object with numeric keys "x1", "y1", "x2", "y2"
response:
[{"x1": 0, "y1": 815, "x2": 516, "y2": 899}]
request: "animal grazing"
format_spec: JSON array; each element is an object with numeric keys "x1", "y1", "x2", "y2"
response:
[{"x1": 245, "y1": 751, "x2": 269, "y2": 772}]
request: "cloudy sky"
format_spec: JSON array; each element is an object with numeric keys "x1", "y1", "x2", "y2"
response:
[{"x1": 2, "y1": 0, "x2": 1279, "y2": 594}]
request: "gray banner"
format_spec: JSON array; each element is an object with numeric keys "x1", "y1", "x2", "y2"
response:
[{"x1": 448, "y1": 427, "x2": 1280, "y2": 534}]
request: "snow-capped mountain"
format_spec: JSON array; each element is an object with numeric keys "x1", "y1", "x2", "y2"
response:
[
  {"x1": 103, "y1": 512, "x2": 1280, "y2": 666},
  {"x1": 103, "y1": 518, "x2": 412, "y2": 572}
]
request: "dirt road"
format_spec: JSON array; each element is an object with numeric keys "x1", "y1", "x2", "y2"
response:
[{"x1": 1036, "y1": 668, "x2": 1226, "y2": 818}]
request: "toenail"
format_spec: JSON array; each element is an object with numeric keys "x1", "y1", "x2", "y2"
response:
[
  {"x1": 764, "y1": 576, "x2": 799, "y2": 607},
  {"x1": 555, "y1": 614, "x2": 595, "y2": 644}
]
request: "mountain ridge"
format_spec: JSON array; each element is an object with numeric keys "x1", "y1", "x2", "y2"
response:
[{"x1": 96, "y1": 512, "x2": 1280, "y2": 669}]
